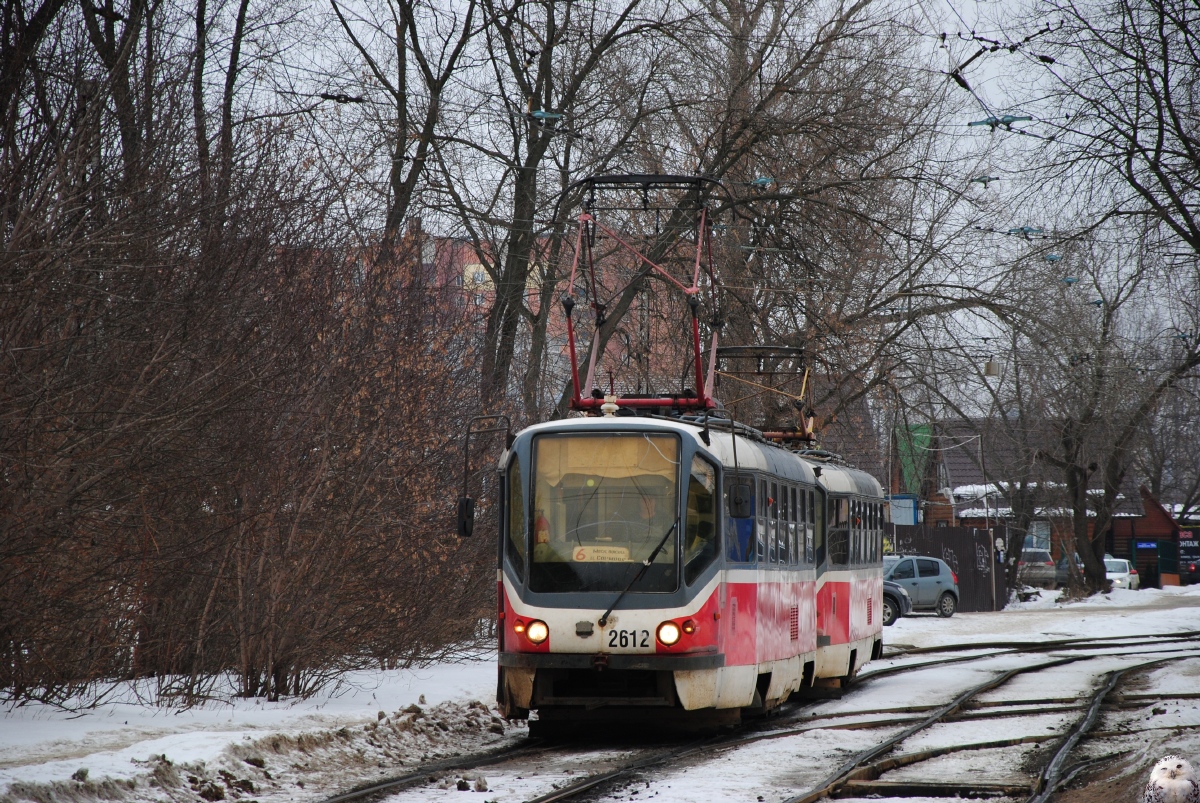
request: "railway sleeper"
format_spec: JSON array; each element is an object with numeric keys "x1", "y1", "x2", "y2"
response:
[
  {"x1": 831, "y1": 779, "x2": 1032, "y2": 799},
  {"x1": 848, "y1": 734, "x2": 1059, "y2": 783}
]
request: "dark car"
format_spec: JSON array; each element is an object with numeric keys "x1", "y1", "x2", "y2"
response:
[
  {"x1": 881, "y1": 579, "x2": 913, "y2": 626},
  {"x1": 1055, "y1": 554, "x2": 1082, "y2": 587},
  {"x1": 883, "y1": 555, "x2": 960, "y2": 617},
  {"x1": 1180, "y1": 535, "x2": 1200, "y2": 586}
]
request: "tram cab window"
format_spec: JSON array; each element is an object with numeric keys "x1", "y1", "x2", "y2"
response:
[
  {"x1": 685, "y1": 456, "x2": 719, "y2": 584},
  {"x1": 724, "y1": 475, "x2": 756, "y2": 563},
  {"x1": 528, "y1": 433, "x2": 680, "y2": 594},
  {"x1": 506, "y1": 458, "x2": 526, "y2": 580}
]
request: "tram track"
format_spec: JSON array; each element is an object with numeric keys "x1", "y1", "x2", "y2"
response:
[
  {"x1": 779, "y1": 655, "x2": 1089, "y2": 803},
  {"x1": 317, "y1": 739, "x2": 552, "y2": 803},
  {"x1": 861, "y1": 629, "x2": 1200, "y2": 682},
  {"x1": 881, "y1": 629, "x2": 1200, "y2": 658},
  {"x1": 527, "y1": 647, "x2": 1198, "y2": 802},
  {"x1": 314, "y1": 632, "x2": 1200, "y2": 803},
  {"x1": 794, "y1": 649, "x2": 1200, "y2": 803}
]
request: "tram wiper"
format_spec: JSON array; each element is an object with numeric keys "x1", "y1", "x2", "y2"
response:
[{"x1": 598, "y1": 520, "x2": 678, "y2": 627}]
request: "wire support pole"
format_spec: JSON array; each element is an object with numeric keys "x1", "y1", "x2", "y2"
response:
[
  {"x1": 689, "y1": 296, "x2": 708, "y2": 407},
  {"x1": 563, "y1": 219, "x2": 587, "y2": 407}
]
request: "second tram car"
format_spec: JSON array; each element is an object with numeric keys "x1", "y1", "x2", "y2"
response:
[{"x1": 494, "y1": 412, "x2": 885, "y2": 728}]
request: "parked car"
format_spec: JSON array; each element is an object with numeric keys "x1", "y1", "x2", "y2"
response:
[
  {"x1": 1105, "y1": 558, "x2": 1140, "y2": 590},
  {"x1": 881, "y1": 580, "x2": 913, "y2": 626},
  {"x1": 1018, "y1": 548, "x2": 1057, "y2": 589},
  {"x1": 883, "y1": 555, "x2": 960, "y2": 617},
  {"x1": 1055, "y1": 554, "x2": 1081, "y2": 587},
  {"x1": 1180, "y1": 536, "x2": 1200, "y2": 586}
]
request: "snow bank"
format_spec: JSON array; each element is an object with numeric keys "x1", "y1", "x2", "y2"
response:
[{"x1": 1, "y1": 661, "x2": 523, "y2": 803}]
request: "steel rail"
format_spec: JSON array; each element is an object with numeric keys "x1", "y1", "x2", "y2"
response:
[
  {"x1": 860, "y1": 631, "x2": 1200, "y2": 683},
  {"x1": 512, "y1": 653, "x2": 1094, "y2": 803},
  {"x1": 317, "y1": 739, "x2": 547, "y2": 803},
  {"x1": 1026, "y1": 651, "x2": 1200, "y2": 803},
  {"x1": 882, "y1": 629, "x2": 1200, "y2": 658},
  {"x1": 779, "y1": 656, "x2": 1086, "y2": 803},
  {"x1": 314, "y1": 636, "x2": 1200, "y2": 803}
]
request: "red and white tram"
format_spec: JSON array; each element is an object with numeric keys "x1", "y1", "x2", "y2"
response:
[
  {"x1": 469, "y1": 174, "x2": 888, "y2": 728},
  {"x1": 493, "y1": 413, "x2": 885, "y2": 728}
]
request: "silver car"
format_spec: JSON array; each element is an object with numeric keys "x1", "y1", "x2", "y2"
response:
[
  {"x1": 883, "y1": 555, "x2": 960, "y2": 617},
  {"x1": 1017, "y1": 549, "x2": 1057, "y2": 590}
]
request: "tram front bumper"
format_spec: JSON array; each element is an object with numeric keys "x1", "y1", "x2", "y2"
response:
[{"x1": 498, "y1": 651, "x2": 724, "y2": 671}]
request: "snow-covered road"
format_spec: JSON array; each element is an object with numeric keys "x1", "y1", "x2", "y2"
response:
[{"x1": 2, "y1": 585, "x2": 1198, "y2": 803}]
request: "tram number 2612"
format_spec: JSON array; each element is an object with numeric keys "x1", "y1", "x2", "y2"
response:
[{"x1": 607, "y1": 629, "x2": 650, "y2": 648}]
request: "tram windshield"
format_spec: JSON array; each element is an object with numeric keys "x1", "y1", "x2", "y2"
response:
[{"x1": 528, "y1": 433, "x2": 680, "y2": 593}]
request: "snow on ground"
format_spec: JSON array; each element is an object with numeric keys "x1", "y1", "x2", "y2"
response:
[
  {"x1": 0, "y1": 662, "x2": 523, "y2": 803},
  {"x1": 882, "y1": 583, "x2": 1200, "y2": 650},
  {"x1": 2, "y1": 584, "x2": 1199, "y2": 803}
]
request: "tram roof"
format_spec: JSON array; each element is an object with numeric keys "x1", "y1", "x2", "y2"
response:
[{"x1": 506, "y1": 416, "x2": 883, "y2": 496}]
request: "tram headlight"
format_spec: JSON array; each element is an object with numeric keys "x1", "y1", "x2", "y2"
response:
[
  {"x1": 525, "y1": 620, "x2": 549, "y2": 644},
  {"x1": 656, "y1": 621, "x2": 681, "y2": 646}
]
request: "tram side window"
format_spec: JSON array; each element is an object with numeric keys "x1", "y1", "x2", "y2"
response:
[
  {"x1": 781, "y1": 484, "x2": 792, "y2": 565},
  {"x1": 724, "y1": 475, "x2": 756, "y2": 563},
  {"x1": 850, "y1": 500, "x2": 858, "y2": 565},
  {"x1": 861, "y1": 502, "x2": 868, "y2": 565},
  {"x1": 789, "y1": 486, "x2": 798, "y2": 567},
  {"x1": 860, "y1": 501, "x2": 867, "y2": 565},
  {"x1": 768, "y1": 482, "x2": 779, "y2": 564},
  {"x1": 758, "y1": 479, "x2": 768, "y2": 562},
  {"x1": 846, "y1": 500, "x2": 854, "y2": 564},
  {"x1": 685, "y1": 456, "x2": 719, "y2": 584},
  {"x1": 778, "y1": 484, "x2": 788, "y2": 565},
  {"x1": 828, "y1": 497, "x2": 849, "y2": 565},
  {"x1": 777, "y1": 482, "x2": 788, "y2": 564},
  {"x1": 878, "y1": 504, "x2": 885, "y2": 561},
  {"x1": 868, "y1": 501, "x2": 878, "y2": 564},
  {"x1": 800, "y1": 488, "x2": 810, "y2": 564},
  {"x1": 506, "y1": 458, "x2": 526, "y2": 580},
  {"x1": 872, "y1": 504, "x2": 880, "y2": 562},
  {"x1": 812, "y1": 489, "x2": 824, "y2": 564}
]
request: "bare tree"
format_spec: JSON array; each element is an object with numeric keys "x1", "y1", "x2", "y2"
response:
[
  {"x1": 1, "y1": 0, "x2": 490, "y2": 704},
  {"x1": 1136, "y1": 380, "x2": 1200, "y2": 520},
  {"x1": 324, "y1": 0, "x2": 480, "y2": 246}
]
